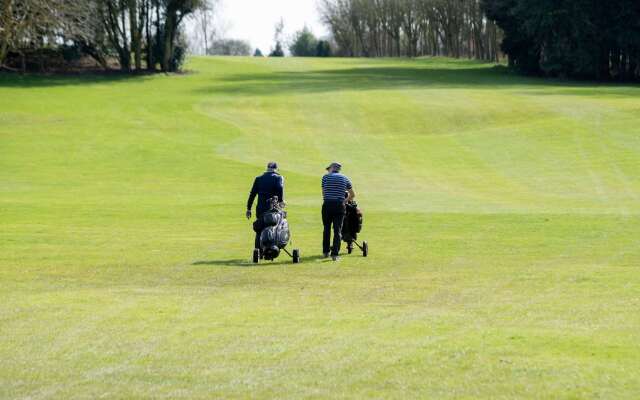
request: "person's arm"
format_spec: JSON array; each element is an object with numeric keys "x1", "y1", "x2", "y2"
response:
[
  {"x1": 346, "y1": 187, "x2": 355, "y2": 203},
  {"x1": 345, "y1": 177, "x2": 355, "y2": 203},
  {"x1": 321, "y1": 175, "x2": 326, "y2": 198},
  {"x1": 276, "y1": 175, "x2": 284, "y2": 203},
  {"x1": 246, "y1": 178, "x2": 258, "y2": 219}
]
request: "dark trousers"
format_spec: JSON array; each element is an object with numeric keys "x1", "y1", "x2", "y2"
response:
[
  {"x1": 254, "y1": 211, "x2": 265, "y2": 250},
  {"x1": 322, "y1": 201, "x2": 346, "y2": 256}
]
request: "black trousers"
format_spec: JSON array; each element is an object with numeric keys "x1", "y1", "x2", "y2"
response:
[
  {"x1": 322, "y1": 201, "x2": 346, "y2": 256},
  {"x1": 254, "y1": 211, "x2": 265, "y2": 250}
]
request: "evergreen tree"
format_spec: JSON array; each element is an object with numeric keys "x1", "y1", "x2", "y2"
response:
[
  {"x1": 482, "y1": 0, "x2": 640, "y2": 80},
  {"x1": 289, "y1": 26, "x2": 318, "y2": 57},
  {"x1": 316, "y1": 40, "x2": 332, "y2": 57}
]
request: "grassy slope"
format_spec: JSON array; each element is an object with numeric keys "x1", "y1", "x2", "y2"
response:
[{"x1": 1, "y1": 57, "x2": 639, "y2": 398}]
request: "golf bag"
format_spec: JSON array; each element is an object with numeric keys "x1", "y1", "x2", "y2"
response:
[
  {"x1": 342, "y1": 200, "x2": 368, "y2": 257},
  {"x1": 342, "y1": 201, "x2": 363, "y2": 242},
  {"x1": 259, "y1": 210, "x2": 290, "y2": 259},
  {"x1": 252, "y1": 197, "x2": 299, "y2": 263}
]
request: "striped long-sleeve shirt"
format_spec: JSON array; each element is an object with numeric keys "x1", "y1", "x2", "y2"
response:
[{"x1": 322, "y1": 172, "x2": 352, "y2": 201}]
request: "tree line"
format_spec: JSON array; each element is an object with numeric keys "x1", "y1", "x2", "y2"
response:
[
  {"x1": 483, "y1": 0, "x2": 640, "y2": 81},
  {"x1": 318, "y1": 0, "x2": 501, "y2": 61},
  {"x1": 0, "y1": 0, "x2": 206, "y2": 72}
]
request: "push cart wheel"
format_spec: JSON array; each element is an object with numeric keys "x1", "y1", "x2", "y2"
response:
[
  {"x1": 253, "y1": 249, "x2": 260, "y2": 264},
  {"x1": 347, "y1": 243, "x2": 353, "y2": 254},
  {"x1": 292, "y1": 249, "x2": 300, "y2": 264},
  {"x1": 362, "y1": 241, "x2": 368, "y2": 257}
]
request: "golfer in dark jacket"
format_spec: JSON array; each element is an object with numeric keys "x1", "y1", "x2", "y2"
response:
[
  {"x1": 321, "y1": 162, "x2": 355, "y2": 261},
  {"x1": 247, "y1": 162, "x2": 285, "y2": 249}
]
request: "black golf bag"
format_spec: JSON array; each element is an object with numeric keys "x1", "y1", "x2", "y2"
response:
[
  {"x1": 342, "y1": 201, "x2": 363, "y2": 242},
  {"x1": 252, "y1": 197, "x2": 299, "y2": 263},
  {"x1": 342, "y1": 200, "x2": 368, "y2": 257}
]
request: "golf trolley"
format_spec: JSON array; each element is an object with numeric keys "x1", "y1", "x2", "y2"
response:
[
  {"x1": 342, "y1": 200, "x2": 368, "y2": 257},
  {"x1": 252, "y1": 197, "x2": 300, "y2": 264}
]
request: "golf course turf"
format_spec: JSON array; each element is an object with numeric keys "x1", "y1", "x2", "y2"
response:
[{"x1": 1, "y1": 57, "x2": 639, "y2": 398}]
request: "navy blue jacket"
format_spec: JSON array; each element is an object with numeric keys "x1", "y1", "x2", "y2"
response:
[{"x1": 247, "y1": 172, "x2": 284, "y2": 215}]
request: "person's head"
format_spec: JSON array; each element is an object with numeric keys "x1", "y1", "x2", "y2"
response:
[
  {"x1": 325, "y1": 162, "x2": 342, "y2": 173},
  {"x1": 267, "y1": 161, "x2": 278, "y2": 172}
]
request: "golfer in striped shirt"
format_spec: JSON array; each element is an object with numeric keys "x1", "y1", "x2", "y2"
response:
[{"x1": 321, "y1": 162, "x2": 355, "y2": 261}]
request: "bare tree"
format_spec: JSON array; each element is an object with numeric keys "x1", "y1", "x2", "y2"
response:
[
  {"x1": 192, "y1": 0, "x2": 218, "y2": 55},
  {"x1": 0, "y1": 0, "x2": 26, "y2": 70},
  {"x1": 1, "y1": 0, "x2": 99, "y2": 71},
  {"x1": 0, "y1": 0, "x2": 204, "y2": 72},
  {"x1": 319, "y1": 0, "x2": 355, "y2": 56},
  {"x1": 319, "y1": 0, "x2": 501, "y2": 60},
  {"x1": 128, "y1": 0, "x2": 144, "y2": 70},
  {"x1": 99, "y1": 0, "x2": 131, "y2": 70},
  {"x1": 269, "y1": 17, "x2": 285, "y2": 56}
]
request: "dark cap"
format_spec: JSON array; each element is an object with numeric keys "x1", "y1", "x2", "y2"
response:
[
  {"x1": 325, "y1": 162, "x2": 342, "y2": 171},
  {"x1": 267, "y1": 161, "x2": 278, "y2": 170}
]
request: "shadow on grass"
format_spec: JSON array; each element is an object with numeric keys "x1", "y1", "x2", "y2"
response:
[
  {"x1": 192, "y1": 259, "x2": 262, "y2": 267},
  {"x1": 0, "y1": 71, "x2": 153, "y2": 88},
  {"x1": 192, "y1": 253, "x2": 329, "y2": 267},
  {"x1": 194, "y1": 65, "x2": 640, "y2": 97}
]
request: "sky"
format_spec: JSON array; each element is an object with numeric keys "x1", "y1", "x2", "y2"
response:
[{"x1": 210, "y1": 0, "x2": 328, "y2": 54}]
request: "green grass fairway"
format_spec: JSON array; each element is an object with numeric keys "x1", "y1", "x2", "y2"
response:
[{"x1": 2, "y1": 57, "x2": 640, "y2": 398}]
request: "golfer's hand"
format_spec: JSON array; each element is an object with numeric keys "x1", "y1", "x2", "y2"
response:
[{"x1": 246, "y1": 210, "x2": 252, "y2": 220}]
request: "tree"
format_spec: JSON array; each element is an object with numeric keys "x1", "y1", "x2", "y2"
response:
[
  {"x1": 0, "y1": 0, "x2": 12, "y2": 68},
  {"x1": 399, "y1": 0, "x2": 420, "y2": 57},
  {"x1": 482, "y1": 0, "x2": 640, "y2": 80},
  {"x1": 128, "y1": 0, "x2": 145, "y2": 71},
  {"x1": 253, "y1": 48, "x2": 263, "y2": 57},
  {"x1": 0, "y1": 0, "x2": 101, "y2": 71},
  {"x1": 162, "y1": 0, "x2": 204, "y2": 72},
  {"x1": 208, "y1": 38, "x2": 251, "y2": 56},
  {"x1": 318, "y1": 0, "x2": 356, "y2": 56},
  {"x1": 316, "y1": 40, "x2": 332, "y2": 57},
  {"x1": 0, "y1": 0, "x2": 206, "y2": 73},
  {"x1": 269, "y1": 42, "x2": 284, "y2": 57},
  {"x1": 289, "y1": 26, "x2": 318, "y2": 57},
  {"x1": 269, "y1": 17, "x2": 285, "y2": 57},
  {"x1": 319, "y1": 0, "x2": 502, "y2": 60},
  {"x1": 99, "y1": 0, "x2": 132, "y2": 71},
  {"x1": 142, "y1": 0, "x2": 155, "y2": 70},
  {"x1": 193, "y1": 0, "x2": 218, "y2": 55}
]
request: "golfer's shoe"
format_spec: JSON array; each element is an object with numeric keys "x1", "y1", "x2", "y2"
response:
[
  {"x1": 323, "y1": 252, "x2": 329, "y2": 258},
  {"x1": 331, "y1": 255, "x2": 340, "y2": 261}
]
